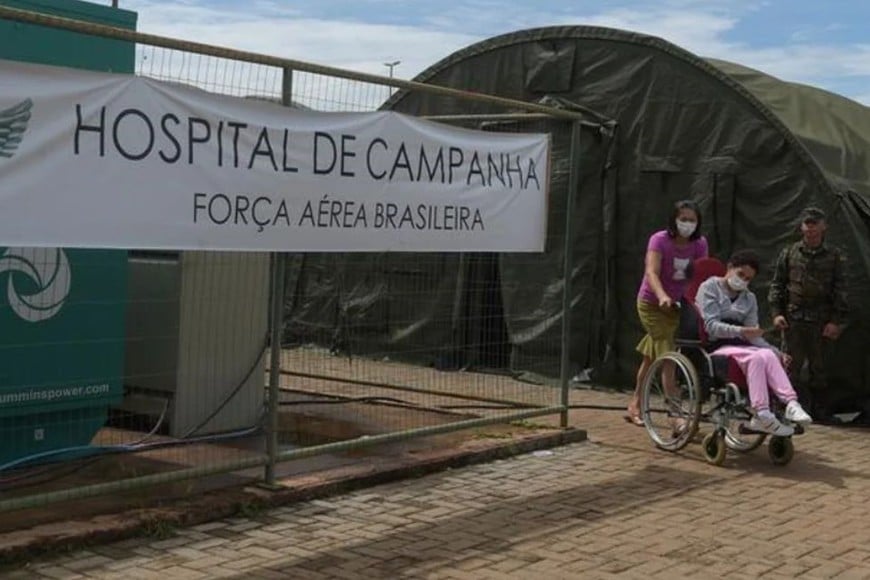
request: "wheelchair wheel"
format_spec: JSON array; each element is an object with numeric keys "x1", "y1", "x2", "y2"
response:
[
  {"x1": 724, "y1": 416, "x2": 766, "y2": 453},
  {"x1": 640, "y1": 352, "x2": 701, "y2": 452},
  {"x1": 768, "y1": 436, "x2": 794, "y2": 466},
  {"x1": 704, "y1": 382, "x2": 764, "y2": 453},
  {"x1": 725, "y1": 428, "x2": 766, "y2": 453},
  {"x1": 702, "y1": 431, "x2": 727, "y2": 466}
]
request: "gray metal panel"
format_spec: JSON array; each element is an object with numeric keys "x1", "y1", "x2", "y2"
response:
[
  {"x1": 124, "y1": 255, "x2": 180, "y2": 395},
  {"x1": 171, "y1": 251, "x2": 269, "y2": 437}
]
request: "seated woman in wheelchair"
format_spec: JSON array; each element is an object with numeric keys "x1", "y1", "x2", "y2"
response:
[{"x1": 695, "y1": 250, "x2": 812, "y2": 436}]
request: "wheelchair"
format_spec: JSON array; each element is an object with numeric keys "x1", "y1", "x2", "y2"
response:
[{"x1": 638, "y1": 258, "x2": 801, "y2": 466}]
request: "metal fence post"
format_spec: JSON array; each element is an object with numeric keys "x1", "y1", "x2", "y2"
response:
[
  {"x1": 560, "y1": 121, "x2": 582, "y2": 428},
  {"x1": 264, "y1": 252, "x2": 286, "y2": 486},
  {"x1": 264, "y1": 66, "x2": 293, "y2": 485}
]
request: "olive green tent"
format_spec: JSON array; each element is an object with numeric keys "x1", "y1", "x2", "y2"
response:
[{"x1": 284, "y1": 26, "x2": 870, "y2": 413}]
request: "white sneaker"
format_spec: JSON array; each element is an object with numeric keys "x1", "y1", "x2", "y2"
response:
[
  {"x1": 748, "y1": 415, "x2": 794, "y2": 436},
  {"x1": 785, "y1": 401, "x2": 813, "y2": 425}
]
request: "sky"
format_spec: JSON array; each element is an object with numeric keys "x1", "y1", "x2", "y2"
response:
[{"x1": 120, "y1": 0, "x2": 870, "y2": 106}]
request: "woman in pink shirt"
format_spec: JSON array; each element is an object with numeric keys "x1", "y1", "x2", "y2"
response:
[{"x1": 625, "y1": 200, "x2": 709, "y2": 426}]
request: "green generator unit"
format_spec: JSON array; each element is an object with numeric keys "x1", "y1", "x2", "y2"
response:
[{"x1": 0, "y1": 0, "x2": 135, "y2": 466}]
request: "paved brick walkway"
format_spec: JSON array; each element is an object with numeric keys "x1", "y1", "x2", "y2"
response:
[{"x1": 9, "y1": 391, "x2": 870, "y2": 579}]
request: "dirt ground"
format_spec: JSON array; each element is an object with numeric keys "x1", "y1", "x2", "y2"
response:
[{"x1": 0, "y1": 346, "x2": 572, "y2": 537}]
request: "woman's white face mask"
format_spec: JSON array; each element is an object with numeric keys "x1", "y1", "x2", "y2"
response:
[{"x1": 676, "y1": 220, "x2": 697, "y2": 238}]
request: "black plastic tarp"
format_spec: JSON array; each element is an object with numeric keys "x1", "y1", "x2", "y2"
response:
[{"x1": 284, "y1": 26, "x2": 870, "y2": 411}]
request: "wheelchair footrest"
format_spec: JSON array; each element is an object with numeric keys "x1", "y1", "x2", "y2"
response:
[{"x1": 737, "y1": 423, "x2": 804, "y2": 436}]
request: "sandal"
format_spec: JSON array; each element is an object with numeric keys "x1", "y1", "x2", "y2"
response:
[{"x1": 624, "y1": 412, "x2": 644, "y2": 427}]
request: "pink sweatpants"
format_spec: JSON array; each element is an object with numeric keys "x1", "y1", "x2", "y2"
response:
[{"x1": 712, "y1": 346, "x2": 798, "y2": 412}]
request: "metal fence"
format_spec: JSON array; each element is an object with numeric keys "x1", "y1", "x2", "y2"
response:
[{"x1": 0, "y1": 5, "x2": 586, "y2": 519}]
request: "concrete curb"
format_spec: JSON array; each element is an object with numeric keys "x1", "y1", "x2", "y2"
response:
[{"x1": 0, "y1": 427, "x2": 586, "y2": 566}]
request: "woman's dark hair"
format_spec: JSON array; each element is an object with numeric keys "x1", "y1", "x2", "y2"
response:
[
  {"x1": 727, "y1": 249, "x2": 761, "y2": 273},
  {"x1": 666, "y1": 199, "x2": 703, "y2": 240}
]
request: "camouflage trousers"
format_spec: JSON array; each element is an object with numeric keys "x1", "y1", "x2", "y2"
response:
[{"x1": 783, "y1": 321, "x2": 829, "y2": 411}]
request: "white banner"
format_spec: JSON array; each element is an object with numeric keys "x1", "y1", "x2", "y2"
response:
[{"x1": 0, "y1": 59, "x2": 549, "y2": 252}]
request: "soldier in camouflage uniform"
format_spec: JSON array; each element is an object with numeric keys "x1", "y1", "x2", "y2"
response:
[{"x1": 768, "y1": 207, "x2": 848, "y2": 417}]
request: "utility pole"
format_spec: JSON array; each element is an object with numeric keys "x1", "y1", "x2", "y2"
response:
[
  {"x1": 383, "y1": 60, "x2": 400, "y2": 78},
  {"x1": 383, "y1": 60, "x2": 400, "y2": 99}
]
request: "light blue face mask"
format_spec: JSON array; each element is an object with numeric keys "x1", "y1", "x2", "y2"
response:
[{"x1": 727, "y1": 274, "x2": 748, "y2": 292}]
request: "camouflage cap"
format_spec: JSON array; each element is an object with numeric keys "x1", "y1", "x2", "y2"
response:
[{"x1": 800, "y1": 206, "x2": 826, "y2": 223}]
